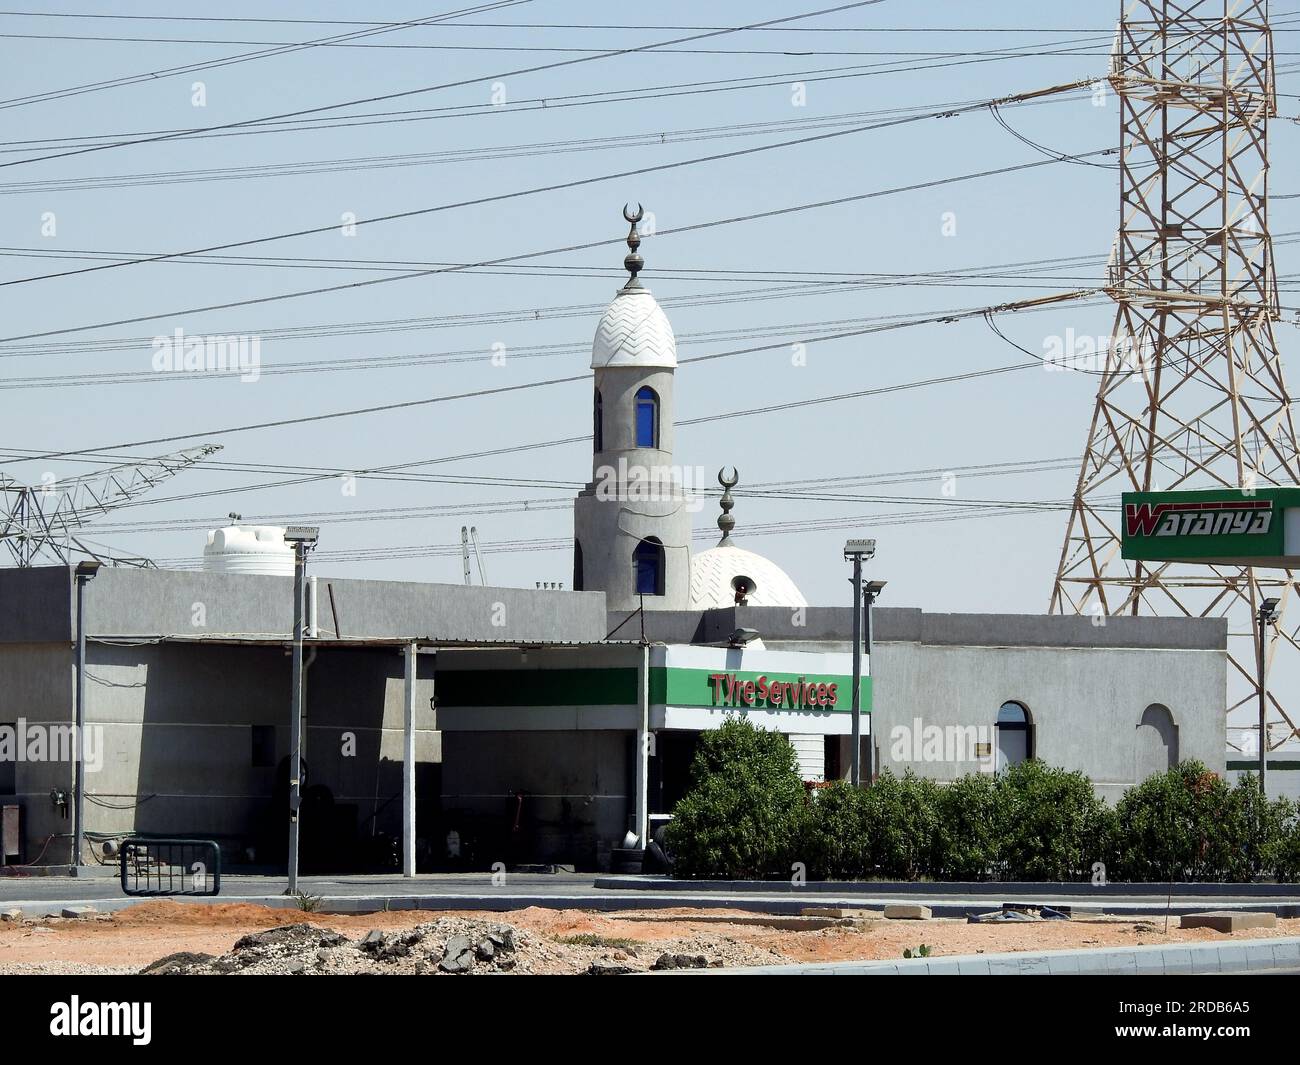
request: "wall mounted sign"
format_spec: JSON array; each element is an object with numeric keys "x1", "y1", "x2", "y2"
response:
[{"x1": 1121, "y1": 488, "x2": 1300, "y2": 567}]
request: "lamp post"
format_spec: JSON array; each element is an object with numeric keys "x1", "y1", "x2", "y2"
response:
[
  {"x1": 1256, "y1": 597, "x2": 1280, "y2": 797},
  {"x1": 844, "y1": 539, "x2": 876, "y2": 787},
  {"x1": 72, "y1": 559, "x2": 100, "y2": 872},
  {"x1": 863, "y1": 579, "x2": 887, "y2": 784},
  {"x1": 283, "y1": 526, "x2": 319, "y2": 894}
]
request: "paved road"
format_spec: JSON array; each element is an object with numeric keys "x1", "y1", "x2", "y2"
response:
[{"x1": 1, "y1": 870, "x2": 1297, "y2": 917}]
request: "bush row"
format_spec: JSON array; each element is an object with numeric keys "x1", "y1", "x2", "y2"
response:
[{"x1": 663, "y1": 719, "x2": 1300, "y2": 882}]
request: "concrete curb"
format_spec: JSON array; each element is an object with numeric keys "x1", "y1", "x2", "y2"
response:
[
  {"x1": 3, "y1": 891, "x2": 1300, "y2": 920},
  {"x1": 595, "y1": 876, "x2": 1300, "y2": 898},
  {"x1": 704, "y1": 935, "x2": 1300, "y2": 975}
]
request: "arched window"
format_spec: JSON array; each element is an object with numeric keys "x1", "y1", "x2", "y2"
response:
[
  {"x1": 633, "y1": 537, "x2": 665, "y2": 596},
  {"x1": 593, "y1": 390, "x2": 603, "y2": 453},
  {"x1": 1136, "y1": 703, "x2": 1178, "y2": 778},
  {"x1": 635, "y1": 386, "x2": 659, "y2": 448},
  {"x1": 572, "y1": 539, "x2": 584, "y2": 592},
  {"x1": 995, "y1": 701, "x2": 1032, "y2": 770}
]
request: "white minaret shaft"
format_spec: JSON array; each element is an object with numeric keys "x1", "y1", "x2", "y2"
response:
[{"x1": 572, "y1": 205, "x2": 691, "y2": 610}]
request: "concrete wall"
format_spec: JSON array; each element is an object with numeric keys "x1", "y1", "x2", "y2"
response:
[
  {"x1": 1, "y1": 565, "x2": 610, "y2": 644},
  {"x1": 3, "y1": 637, "x2": 437, "y2": 866},
  {"x1": 0, "y1": 643, "x2": 74, "y2": 864},
  {"x1": 865, "y1": 640, "x2": 1225, "y2": 804},
  {"x1": 440, "y1": 729, "x2": 630, "y2": 869}
]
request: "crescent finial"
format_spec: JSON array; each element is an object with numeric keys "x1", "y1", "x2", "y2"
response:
[
  {"x1": 623, "y1": 202, "x2": 644, "y2": 224},
  {"x1": 718, "y1": 466, "x2": 739, "y2": 489}
]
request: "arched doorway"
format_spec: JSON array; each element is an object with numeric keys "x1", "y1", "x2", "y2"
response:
[{"x1": 996, "y1": 701, "x2": 1032, "y2": 770}]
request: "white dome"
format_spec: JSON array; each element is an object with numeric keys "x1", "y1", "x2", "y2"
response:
[
  {"x1": 689, "y1": 541, "x2": 808, "y2": 609},
  {"x1": 591, "y1": 287, "x2": 677, "y2": 369}
]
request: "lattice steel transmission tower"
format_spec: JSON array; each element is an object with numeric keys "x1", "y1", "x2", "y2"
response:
[
  {"x1": 0, "y1": 444, "x2": 222, "y2": 567},
  {"x1": 1051, "y1": 1, "x2": 1300, "y2": 749}
]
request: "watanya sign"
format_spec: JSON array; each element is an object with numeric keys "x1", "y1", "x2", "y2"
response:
[{"x1": 1121, "y1": 488, "x2": 1300, "y2": 566}]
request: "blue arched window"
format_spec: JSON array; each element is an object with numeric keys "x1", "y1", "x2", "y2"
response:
[
  {"x1": 634, "y1": 537, "x2": 665, "y2": 596},
  {"x1": 635, "y1": 386, "x2": 659, "y2": 448},
  {"x1": 593, "y1": 390, "x2": 603, "y2": 452}
]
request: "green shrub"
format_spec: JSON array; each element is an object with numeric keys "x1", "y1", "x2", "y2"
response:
[
  {"x1": 933, "y1": 771, "x2": 1000, "y2": 880},
  {"x1": 1272, "y1": 798, "x2": 1300, "y2": 882},
  {"x1": 863, "y1": 770, "x2": 940, "y2": 879},
  {"x1": 994, "y1": 760, "x2": 1110, "y2": 882},
  {"x1": 664, "y1": 718, "x2": 805, "y2": 879},
  {"x1": 792, "y1": 780, "x2": 872, "y2": 880},
  {"x1": 1112, "y1": 761, "x2": 1234, "y2": 881}
]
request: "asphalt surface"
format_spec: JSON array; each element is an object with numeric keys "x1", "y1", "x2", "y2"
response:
[{"x1": 1, "y1": 870, "x2": 1298, "y2": 918}]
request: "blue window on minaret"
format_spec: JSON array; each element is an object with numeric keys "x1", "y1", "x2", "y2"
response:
[
  {"x1": 635, "y1": 387, "x2": 659, "y2": 448},
  {"x1": 634, "y1": 537, "x2": 664, "y2": 596}
]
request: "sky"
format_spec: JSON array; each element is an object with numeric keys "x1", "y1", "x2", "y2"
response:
[{"x1": 2, "y1": 0, "x2": 1299, "y2": 646}]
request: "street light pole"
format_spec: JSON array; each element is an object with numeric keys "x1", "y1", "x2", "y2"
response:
[
  {"x1": 850, "y1": 554, "x2": 862, "y2": 787},
  {"x1": 863, "y1": 579, "x2": 887, "y2": 785},
  {"x1": 72, "y1": 560, "x2": 100, "y2": 872},
  {"x1": 844, "y1": 539, "x2": 876, "y2": 788},
  {"x1": 1257, "y1": 597, "x2": 1280, "y2": 797},
  {"x1": 283, "y1": 527, "x2": 319, "y2": 895}
]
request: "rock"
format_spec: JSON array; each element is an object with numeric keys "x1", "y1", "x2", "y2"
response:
[
  {"x1": 30, "y1": 926, "x2": 52, "y2": 935},
  {"x1": 438, "y1": 934, "x2": 475, "y2": 973},
  {"x1": 0, "y1": 909, "x2": 23, "y2": 922},
  {"x1": 285, "y1": 959, "x2": 307, "y2": 975},
  {"x1": 489, "y1": 927, "x2": 516, "y2": 952},
  {"x1": 801, "y1": 906, "x2": 855, "y2": 919},
  {"x1": 61, "y1": 906, "x2": 97, "y2": 919},
  {"x1": 883, "y1": 904, "x2": 932, "y2": 920},
  {"x1": 587, "y1": 962, "x2": 636, "y2": 975},
  {"x1": 439, "y1": 953, "x2": 474, "y2": 974},
  {"x1": 139, "y1": 951, "x2": 215, "y2": 976},
  {"x1": 651, "y1": 953, "x2": 708, "y2": 971},
  {"x1": 1180, "y1": 911, "x2": 1277, "y2": 933},
  {"x1": 235, "y1": 924, "x2": 340, "y2": 952},
  {"x1": 497, "y1": 957, "x2": 516, "y2": 971},
  {"x1": 475, "y1": 939, "x2": 496, "y2": 961},
  {"x1": 357, "y1": 929, "x2": 388, "y2": 953}
]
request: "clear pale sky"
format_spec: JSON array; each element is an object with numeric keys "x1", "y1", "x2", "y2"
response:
[{"x1": 2, "y1": 0, "x2": 1298, "y2": 629}]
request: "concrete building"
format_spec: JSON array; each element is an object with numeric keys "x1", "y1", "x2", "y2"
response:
[{"x1": 0, "y1": 209, "x2": 1229, "y2": 873}]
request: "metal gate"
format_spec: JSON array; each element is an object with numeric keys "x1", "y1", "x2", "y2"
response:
[{"x1": 119, "y1": 838, "x2": 221, "y2": 896}]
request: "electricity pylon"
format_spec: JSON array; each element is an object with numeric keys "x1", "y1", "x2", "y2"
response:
[
  {"x1": 0, "y1": 444, "x2": 222, "y2": 567},
  {"x1": 1051, "y1": 0, "x2": 1300, "y2": 752}
]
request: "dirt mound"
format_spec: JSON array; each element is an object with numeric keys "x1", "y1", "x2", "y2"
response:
[{"x1": 137, "y1": 914, "x2": 779, "y2": 976}]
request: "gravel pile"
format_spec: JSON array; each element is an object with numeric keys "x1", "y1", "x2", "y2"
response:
[{"x1": 138, "y1": 918, "x2": 780, "y2": 976}]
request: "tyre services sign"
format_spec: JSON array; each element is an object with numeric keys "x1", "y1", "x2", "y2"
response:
[{"x1": 1121, "y1": 488, "x2": 1300, "y2": 566}]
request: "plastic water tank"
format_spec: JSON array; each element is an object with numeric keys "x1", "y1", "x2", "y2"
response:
[{"x1": 203, "y1": 524, "x2": 295, "y2": 576}]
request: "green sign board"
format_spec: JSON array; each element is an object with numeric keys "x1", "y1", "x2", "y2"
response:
[
  {"x1": 1121, "y1": 487, "x2": 1300, "y2": 566},
  {"x1": 654, "y1": 666, "x2": 870, "y2": 714}
]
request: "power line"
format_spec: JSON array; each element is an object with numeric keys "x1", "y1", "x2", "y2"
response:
[
  {"x1": 0, "y1": 1, "x2": 534, "y2": 111},
  {"x1": 0, "y1": 96, "x2": 1077, "y2": 196},
  {"x1": 0, "y1": 1, "x2": 889, "y2": 170},
  {"x1": 0, "y1": 86, "x2": 1089, "y2": 290},
  {"x1": 0, "y1": 140, "x2": 1108, "y2": 345}
]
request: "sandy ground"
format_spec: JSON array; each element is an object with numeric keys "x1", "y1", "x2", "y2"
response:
[{"x1": 1, "y1": 902, "x2": 1297, "y2": 974}]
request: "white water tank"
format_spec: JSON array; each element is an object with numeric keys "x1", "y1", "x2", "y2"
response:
[{"x1": 203, "y1": 524, "x2": 294, "y2": 576}]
